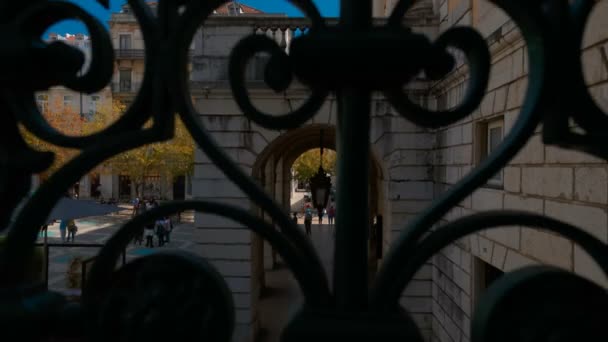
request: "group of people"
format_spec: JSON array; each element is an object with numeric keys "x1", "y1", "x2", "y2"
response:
[
  {"x1": 295, "y1": 203, "x2": 335, "y2": 236},
  {"x1": 131, "y1": 197, "x2": 174, "y2": 248},
  {"x1": 41, "y1": 219, "x2": 78, "y2": 243}
]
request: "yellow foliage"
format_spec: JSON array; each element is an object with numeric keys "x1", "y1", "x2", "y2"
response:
[{"x1": 23, "y1": 98, "x2": 194, "y2": 190}]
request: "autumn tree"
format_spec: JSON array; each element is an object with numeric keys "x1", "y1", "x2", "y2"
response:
[
  {"x1": 85, "y1": 100, "x2": 194, "y2": 197},
  {"x1": 21, "y1": 95, "x2": 84, "y2": 178},
  {"x1": 292, "y1": 149, "x2": 336, "y2": 183}
]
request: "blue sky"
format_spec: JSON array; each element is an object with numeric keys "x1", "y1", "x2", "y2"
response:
[{"x1": 50, "y1": 0, "x2": 340, "y2": 36}]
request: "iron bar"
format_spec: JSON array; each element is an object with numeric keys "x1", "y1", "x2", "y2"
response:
[{"x1": 334, "y1": 88, "x2": 371, "y2": 309}]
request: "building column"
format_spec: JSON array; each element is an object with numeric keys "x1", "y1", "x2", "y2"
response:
[
  {"x1": 100, "y1": 174, "x2": 113, "y2": 199},
  {"x1": 79, "y1": 175, "x2": 91, "y2": 199}
]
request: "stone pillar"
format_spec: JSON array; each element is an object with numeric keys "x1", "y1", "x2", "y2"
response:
[
  {"x1": 100, "y1": 174, "x2": 113, "y2": 199},
  {"x1": 263, "y1": 157, "x2": 276, "y2": 272},
  {"x1": 112, "y1": 174, "x2": 119, "y2": 199},
  {"x1": 373, "y1": 0, "x2": 386, "y2": 17},
  {"x1": 193, "y1": 96, "x2": 267, "y2": 342},
  {"x1": 79, "y1": 175, "x2": 91, "y2": 199}
]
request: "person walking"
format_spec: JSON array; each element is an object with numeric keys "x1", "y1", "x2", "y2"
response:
[
  {"x1": 59, "y1": 220, "x2": 68, "y2": 243},
  {"x1": 328, "y1": 205, "x2": 335, "y2": 226},
  {"x1": 304, "y1": 206, "x2": 313, "y2": 236},
  {"x1": 144, "y1": 223, "x2": 155, "y2": 248},
  {"x1": 131, "y1": 197, "x2": 140, "y2": 217},
  {"x1": 155, "y1": 218, "x2": 166, "y2": 247},
  {"x1": 292, "y1": 212, "x2": 298, "y2": 225},
  {"x1": 163, "y1": 216, "x2": 172, "y2": 244},
  {"x1": 66, "y1": 220, "x2": 78, "y2": 242}
]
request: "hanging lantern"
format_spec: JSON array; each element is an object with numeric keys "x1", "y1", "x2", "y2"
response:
[{"x1": 309, "y1": 130, "x2": 332, "y2": 212}]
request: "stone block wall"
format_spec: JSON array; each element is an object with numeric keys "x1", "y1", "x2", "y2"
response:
[
  {"x1": 372, "y1": 101, "x2": 436, "y2": 340},
  {"x1": 416, "y1": 2, "x2": 608, "y2": 342}
]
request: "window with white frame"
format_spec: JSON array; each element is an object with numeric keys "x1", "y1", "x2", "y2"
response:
[
  {"x1": 36, "y1": 94, "x2": 48, "y2": 113},
  {"x1": 90, "y1": 95, "x2": 100, "y2": 115},
  {"x1": 119, "y1": 34, "x2": 132, "y2": 50},
  {"x1": 63, "y1": 95, "x2": 74, "y2": 110},
  {"x1": 476, "y1": 117, "x2": 504, "y2": 187}
]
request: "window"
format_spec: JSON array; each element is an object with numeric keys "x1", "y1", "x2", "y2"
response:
[
  {"x1": 63, "y1": 95, "x2": 74, "y2": 109},
  {"x1": 474, "y1": 258, "x2": 504, "y2": 303},
  {"x1": 228, "y1": 3, "x2": 242, "y2": 15},
  {"x1": 90, "y1": 95, "x2": 100, "y2": 115},
  {"x1": 487, "y1": 121, "x2": 503, "y2": 181},
  {"x1": 476, "y1": 117, "x2": 504, "y2": 187},
  {"x1": 119, "y1": 69, "x2": 132, "y2": 91},
  {"x1": 36, "y1": 94, "x2": 48, "y2": 113},
  {"x1": 296, "y1": 180, "x2": 307, "y2": 192},
  {"x1": 119, "y1": 34, "x2": 132, "y2": 50}
]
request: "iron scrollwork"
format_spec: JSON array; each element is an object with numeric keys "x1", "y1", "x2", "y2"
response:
[{"x1": 0, "y1": 0, "x2": 605, "y2": 341}]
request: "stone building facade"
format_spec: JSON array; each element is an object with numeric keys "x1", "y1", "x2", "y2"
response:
[
  {"x1": 34, "y1": 33, "x2": 112, "y2": 199},
  {"x1": 189, "y1": 1, "x2": 608, "y2": 342},
  {"x1": 373, "y1": 1, "x2": 608, "y2": 342}
]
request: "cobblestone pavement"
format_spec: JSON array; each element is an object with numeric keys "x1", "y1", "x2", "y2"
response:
[{"x1": 37, "y1": 207, "x2": 197, "y2": 294}]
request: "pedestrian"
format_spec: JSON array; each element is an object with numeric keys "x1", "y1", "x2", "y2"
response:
[
  {"x1": 39, "y1": 224, "x2": 48, "y2": 237},
  {"x1": 144, "y1": 223, "x2": 155, "y2": 248},
  {"x1": 292, "y1": 212, "x2": 298, "y2": 225},
  {"x1": 318, "y1": 208, "x2": 324, "y2": 225},
  {"x1": 59, "y1": 220, "x2": 68, "y2": 243},
  {"x1": 155, "y1": 218, "x2": 165, "y2": 247},
  {"x1": 163, "y1": 216, "x2": 172, "y2": 244},
  {"x1": 304, "y1": 206, "x2": 313, "y2": 236},
  {"x1": 132, "y1": 197, "x2": 140, "y2": 217},
  {"x1": 66, "y1": 220, "x2": 78, "y2": 242},
  {"x1": 328, "y1": 205, "x2": 335, "y2": 226}
]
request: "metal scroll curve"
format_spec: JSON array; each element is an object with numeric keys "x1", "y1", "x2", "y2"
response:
[
  {"x1": 228, "y1": 34, "x2": 329, "y2": 130},
  {"x1": 8, "y1": 0, "x2": 161, "y2": 149},
  {"x1": 471, "y1": 265, "x2": 607, "y2": 342},
  {"x1": 1, "y1": 0, "x2": 166, "y2": 284},
  {"x1": 226, "y1": 0, "x2": 329, "y2": 131},
  {"x1": 387, "y1": 0, "x2": 417, "y2": 27},
  {"x1": 168, "y1": 0, "x2": 331, "y2": 298},
  {"x1": 1, "y1": 129, "x2": 162, "y2": 285},
  {"x1": 546, "y1": 0, "x2": 608, "y2": 160},
  {"x1": 385, "y1": 26, "x2": 491, "y2": 129},
  {"x1": 371, "y1": 210, "x2": 608, "y2": 309},
  {"x1": 373, "y1": 0, "x2": 547, "y2": 299},
  {"x1": 83, "y1": 201, "x2": 332, "y2": 312},
  {"x1": 88, "y1": 252, "x2": 236, "y2": 342}
]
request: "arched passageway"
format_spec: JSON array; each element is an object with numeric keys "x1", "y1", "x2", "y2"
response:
[{"x1": 250, "y1": 124, "x2": 387, "y2": 341}]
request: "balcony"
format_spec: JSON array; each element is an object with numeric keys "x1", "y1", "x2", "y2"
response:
[
  {"x1": 111, "y1": 82, "x2": 142, "y2": 94},
  {"x1": 192, "y1": 55, "x2": 270, "y2": 84},
  {"x1": 115, "y1": 49, "x2": 145, "y2": 59},
  {"x1": 114, "y1": 49, "x2": 193, "y2": 59}
]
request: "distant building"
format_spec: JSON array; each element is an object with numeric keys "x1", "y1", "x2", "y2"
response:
[{"x1": 33, "y1": 33, "x2": 111, "y2": 199}]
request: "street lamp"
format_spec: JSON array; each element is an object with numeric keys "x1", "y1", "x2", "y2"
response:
[{"x1": 309, "y1": 130, "x2": 332, "y2": 214}]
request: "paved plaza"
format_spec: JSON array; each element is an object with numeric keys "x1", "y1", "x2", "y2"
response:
[
  {"x1": 38, "y1": 207, "x2": 198, "y2": 293},
  {"x1": 38, "y1": 208, "x2": 337, "y2": 342}
]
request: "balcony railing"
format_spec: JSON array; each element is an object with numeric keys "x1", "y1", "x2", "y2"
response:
[
  {"x1": 115, "y1": 49, "x2": 145, "y2": 59},
  {"x1": 111, "y1": 82, "x2": 142, "y2": 93},
  {"x1": 114, "y1": 49, "x2": 193, "y2": 59},
  {"x1": 192, "y1": 55, "x2": 270, "y2": 83}
]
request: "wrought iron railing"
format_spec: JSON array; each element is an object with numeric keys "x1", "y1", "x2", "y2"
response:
[
  {"x1": 115, "y1": 48, "x2": 146, "y2": 59},
  {"x1": 111, "y1": 81, "x2": 143, "y2": 93},
  {"x1": 0, "y1": 0, "x2": 606, "y2": 341}
]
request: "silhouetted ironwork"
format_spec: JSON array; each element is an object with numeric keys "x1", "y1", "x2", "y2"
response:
[{"x1": 0, "y1": 0, "x2": 606, "y2": 341}]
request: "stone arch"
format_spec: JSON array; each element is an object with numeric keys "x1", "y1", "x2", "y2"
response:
[{"x1": 249, "y1": 123, "x2": 390, "y2": 339}]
